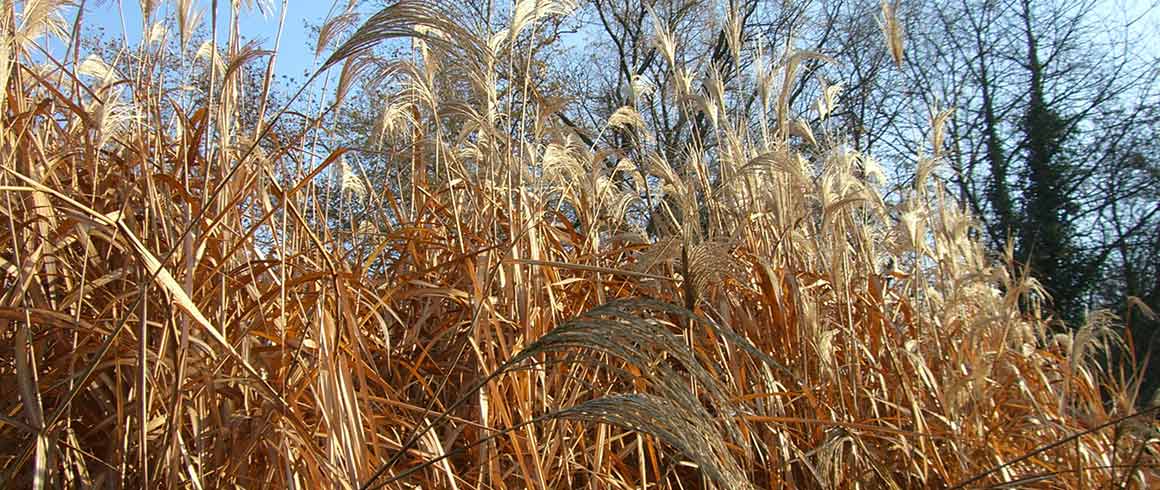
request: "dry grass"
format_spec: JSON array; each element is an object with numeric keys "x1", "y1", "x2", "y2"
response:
[{"x1": 2, "y1": 1, "x2": 1158, "y2": 488}]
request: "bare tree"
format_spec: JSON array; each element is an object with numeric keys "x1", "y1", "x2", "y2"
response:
[{"x1": 859, "y1": 0, "x2": 1160, "y2": 324}]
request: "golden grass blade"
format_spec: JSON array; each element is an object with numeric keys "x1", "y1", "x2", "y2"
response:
[
  {"x1": 880, "y1": 1, "x2": 905, "y2": 68},
  {"x1": 319, "y1": 1, "x2": 483, "y2": 73}
]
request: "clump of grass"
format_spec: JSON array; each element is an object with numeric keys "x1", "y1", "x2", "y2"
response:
[{"x1": 1, "y1": 1, "x2": 1158, "y2": 489}]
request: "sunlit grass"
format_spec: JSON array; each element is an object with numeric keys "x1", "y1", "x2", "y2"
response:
[{"x1": 1, "y1": 1, "x2": 1157, "y2": 488}]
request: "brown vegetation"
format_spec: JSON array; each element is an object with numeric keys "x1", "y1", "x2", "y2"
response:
[{"x1": 1, "y1": 1, "x2": 1157, "y2": 488}]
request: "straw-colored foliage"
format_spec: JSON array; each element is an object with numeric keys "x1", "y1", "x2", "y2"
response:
[{"x1": 1, "y1": 1, "x2": 1157, "y2": 488}]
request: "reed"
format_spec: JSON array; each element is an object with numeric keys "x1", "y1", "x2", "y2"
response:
[{"x1": 1, "y1": 1, "x2": 1156, "y2": 488}]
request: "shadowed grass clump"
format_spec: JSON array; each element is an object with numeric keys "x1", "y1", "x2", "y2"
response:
[{"x1": 1, "y1": 1, "x2": 1158, "y2": 488}]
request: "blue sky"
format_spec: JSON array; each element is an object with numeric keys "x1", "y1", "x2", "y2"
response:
[
  {"x1": 81, "y1": 1, "x2": 356, "y2": 82},
  {"x1": 72, "y1": 0, "x2": 1159, "y2": 89}
]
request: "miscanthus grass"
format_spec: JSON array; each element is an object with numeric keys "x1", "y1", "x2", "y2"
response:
[{"x1": 1, "y1": 1, "x2": 1157, "y2": 488}]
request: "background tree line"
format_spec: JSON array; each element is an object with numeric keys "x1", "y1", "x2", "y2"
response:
[{"x1": 313, "y1": 0, "x2": 1160, "y2": 399}]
